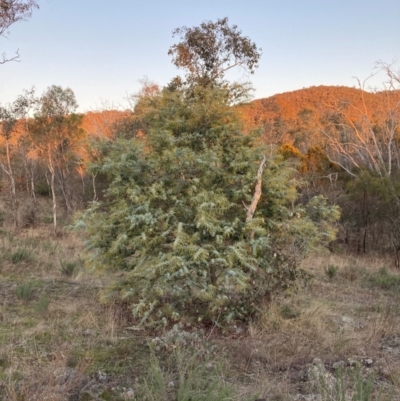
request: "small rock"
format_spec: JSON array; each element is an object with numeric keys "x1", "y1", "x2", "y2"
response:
[
  {"x1": 205, "y1": 362, "x2": 214, "y2": 370},
  {"x1": 83, "y1": 329, "x2": 96, "y2": 336},
  {"x1": 168, "y1": 381, "x2": 175, "y2": 388},
  {"x1": 341, "y1": 316, "x2": 353, "y2": 324},
  {"x1": 332, "y1": 361, "x2": 346, "y2": 370},
  {"x1": 364, "y1": 358, "x2": 373, "y2": 366},
  {"x1": 53, "y1": 367, "x2": 76, "y2": 385},
  {"x1": 331, "y1": 315, "x2": 359, "y2": 330},
  {"x1": 235, "y1": 326, "x2": 244, "y2": 334},
  {"x1": 97, "y1": 370, "x2": 107, "y2": 382},
  {"x1": 312, "y1": 357, "x2": 322, "y2": 365},
  {"x1": 125, "y1": 388, "x2": 135, "y2": 399}
]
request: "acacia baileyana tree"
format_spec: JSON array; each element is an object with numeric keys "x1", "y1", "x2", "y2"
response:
[{"x1": 78, "y1": 20, "x2": 339, "y2": 328}]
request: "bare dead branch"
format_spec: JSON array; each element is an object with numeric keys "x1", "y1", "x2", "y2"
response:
[
  {"x1": 0, "y1": 49, "x2": 19, "y2": 64},
  {"x1": 246, "y1": 154, "x2": 266, "y2": 222}
]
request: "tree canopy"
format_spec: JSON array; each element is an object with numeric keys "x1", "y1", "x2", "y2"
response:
[
  {"x1": 29, "y1": 85, "x2": 84, "y2": 231},
  {"x1": 0, "y1": 0, "x2": 39, "y2": 63},
  {"x1": 168, "y1": 17, "x2": 261, "y2": 87}
]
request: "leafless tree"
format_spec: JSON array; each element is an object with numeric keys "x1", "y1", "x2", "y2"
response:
[
  {"x1": 0, "y1": 0, "x2": 39, "y2": 64},
  {"x1": 323, "y1": 62, "x2": 400, "y2": 178}
]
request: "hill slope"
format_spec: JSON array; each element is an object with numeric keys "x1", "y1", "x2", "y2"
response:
[{"x1": 239, "y1": 85, "x2": 400, "y2": 150}]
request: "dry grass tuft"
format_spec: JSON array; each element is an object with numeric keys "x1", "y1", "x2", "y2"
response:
[{"x1": 3, "y1": 347, "x2": 89, "y2": 401}]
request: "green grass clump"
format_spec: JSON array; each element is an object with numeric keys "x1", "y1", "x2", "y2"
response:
[
  {"x1": 325, "y1": 264, "x2": 339, "y2": 280},
  {"x1": 60, "y1": 260, "x2": 79, "y2": 277},
  {"x1": 11, "y1": 248, "x2": 32, "y2": 264},
  {"x1": 35, "y1": 296, "x2": 50, "y2": 314},
  {"x1": 367, "y1": 267, "x2": 400, "y2": 292},
  {"x1": 15, "y1": 283, "x2": 34, "y2": 302},
  {"x1": 42, "y1": 240, "x2": 59, "y2": 255},
  {"x1": 280, "y1": 305, "x2": 301, "y2": 320},
  {"x1": 135, "y1": 348, "x2": 234, "y2": 401}
]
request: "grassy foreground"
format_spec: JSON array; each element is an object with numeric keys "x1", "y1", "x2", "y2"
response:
[{"x1": 1, "y1": 224, "x2": 400, "y2": 400}]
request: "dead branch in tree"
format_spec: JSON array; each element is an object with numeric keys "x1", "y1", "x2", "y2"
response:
[
  {"x1": 0, "y1": 48, "x2": 19, "y2": 63},
  {"x1": 246, "y1": 154, "x2": 267, "y2": 222}
]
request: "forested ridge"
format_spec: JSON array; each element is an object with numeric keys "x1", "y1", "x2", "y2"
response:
[{"x1": 241, "y1": 85, "x2": 400, "y2": 150}]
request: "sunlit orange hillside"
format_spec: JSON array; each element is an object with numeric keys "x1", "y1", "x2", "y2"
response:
[
  {"x1": 81, "y1": 109, "x2": 131, "y2": 140},
  {"x1": 239, "y1": 85, "x2": 400, "y2": 148}
]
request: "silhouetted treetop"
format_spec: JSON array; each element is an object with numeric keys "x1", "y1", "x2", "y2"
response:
[{"x1": 168, "y1": 17, "x2": 261, "y2": 87}]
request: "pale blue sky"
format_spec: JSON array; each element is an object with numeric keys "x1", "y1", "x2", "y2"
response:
[{"x1": 1, "y1": 0, "x2": 399, "y2": 111}]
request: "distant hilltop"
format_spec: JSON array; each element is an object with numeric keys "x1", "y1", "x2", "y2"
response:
[
  {"x1": 241, "y1": 84, "x2": 399, "y2": 123},
  {"x1": 239, "y1": 85, "x2": 400, "y2": 149}
]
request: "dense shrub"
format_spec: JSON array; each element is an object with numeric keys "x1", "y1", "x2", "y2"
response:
[{"x1": 78, "y1": 84, "x2": 339, "y2": 328}]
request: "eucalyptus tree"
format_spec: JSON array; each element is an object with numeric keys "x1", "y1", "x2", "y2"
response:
[
  {"x1": 0, "y1": 0, "x2": 39, "y2": 63},
  {"x1": 168, "y1": 17, "x2": 261, "y2": 91},
  {"x1": 30, "y1": 85, "x2": 83, "y2": 233},
  {"x1": 0, "y1": 89, "x2": 35, "y2": 227}
]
